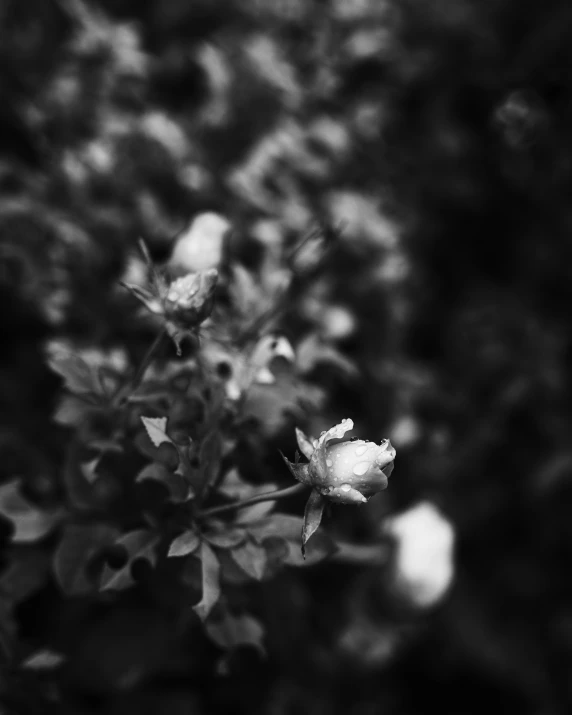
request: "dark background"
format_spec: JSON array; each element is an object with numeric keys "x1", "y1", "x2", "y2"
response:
[{"x1": 2, "y1": 0, "x2": 572, "y2": 713}]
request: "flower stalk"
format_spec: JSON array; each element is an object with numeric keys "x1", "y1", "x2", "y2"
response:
[{"x1": 197, "y1": 483, "x2": 307, "y2": 520}]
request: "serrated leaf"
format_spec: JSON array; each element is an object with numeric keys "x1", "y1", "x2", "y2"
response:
[
  {"x1": 230, "y1": 540, "x2": 267, "y2": 581},
  {"x1": 54, "y1": 523, "x2": 119, "y2": 595},
  {"x1": 247, "y1": 514, "x2": 304, "y2": 544},
  {"x1": 135, "y1": 463, "x2": 193, "y2": 502},
  {"x1": 205, "y1": 612, "x2": 265, "y2": 655},
  {"x1": 203, "y1": 527, "x2": 246, "y2": 549},
  {"x1": 100, "y1": 529, "x2": 159, "y2": 591},
  {"x1": 168, "y1": 530, "x2": 200, "y2": 557},
  {"x1": 140, "y1": 416, "x2": 173, "y2": 448},
  {"x1": 0, "y1": 480, "x2": 62, "y2": 544},
  {"x1": 235, "y1": 500, "x2": 276, "y2": 524},
  {"x1": 48, "y1": 352, "x2": 103, "y2": 396},
  {"x1": 302, "y1": 490, "x2": 325, "y2": 557},
  {"x1": 193, "y1": 542, "x2": 220, "y2": 620},
  {"x1": 21, "y1": 649, "x2": 65, "y2": 670}
]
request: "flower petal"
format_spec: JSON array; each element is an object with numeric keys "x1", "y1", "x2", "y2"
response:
[{"x1": 316, "y1": 418, "x2": 354, "y2": 448}]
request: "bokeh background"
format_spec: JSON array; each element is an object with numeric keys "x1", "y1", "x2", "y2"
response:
[{"x1": 2, "y1": 0, "x2": 572, "y2": 713}]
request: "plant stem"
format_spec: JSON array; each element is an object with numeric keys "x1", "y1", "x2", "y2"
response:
[
  {"x1": 197, "y1": 483, "x2": 307, "y2": 520},
  {"x1": 113, "y1": 327, "x2": 166, "y2": 406}
]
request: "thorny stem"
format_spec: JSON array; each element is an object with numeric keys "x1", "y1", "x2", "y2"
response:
[
  {"x1": 113, "y1": 327, "x2": 166, "y2": 407},
  {"x1": 197, "y1": 483, "x2": 307, "y2": 520}
]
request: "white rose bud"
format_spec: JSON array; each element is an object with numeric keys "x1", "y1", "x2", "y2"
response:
[
  {"x1": 170, "y1": 212, "x2": 230, "y2": 273},
  {"x1": 385, "y1": 501, "x2": 455, "y2": 608}
]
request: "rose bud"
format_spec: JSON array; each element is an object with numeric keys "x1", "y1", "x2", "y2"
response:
[
  {"x1": 281, "y1": 419, "x2": 396, "y2": 555},
  {"x1": 283, "y1": 418, "x2": 395, "y2": 505},
  {"x1": 121, "y1": 240, "x2": 219, "y2": 355},
  {"x1": 164, "y1": 269, "x2": 218, "y2": 328}
]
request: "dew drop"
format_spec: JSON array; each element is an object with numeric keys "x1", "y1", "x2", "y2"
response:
[
  {"x1": 341, "y1": 483, "x2": 351, "y2": 492},
  {"x1": 326, "y1": 458, "x2": 333, "y2": 467},
  {"x1": 353, "y1": 462, "x2": 370, "y2": 476},
  {"x1": 355, "y1": 445, "x2": 368, "y2": 457}
]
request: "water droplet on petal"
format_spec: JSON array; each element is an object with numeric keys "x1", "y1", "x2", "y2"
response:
[
  {"x1": 326, "y1": 458, "x2": 333, "y2": 467},
  {"x1": 341, "y1": 483, "x2": 351, "y2": 492},
  {"x1": 355, "y1": 445, "x2": 368, "y2": 457},
  {"x1": 353, "y1": 462, "x2": 370, "y2": 476}
]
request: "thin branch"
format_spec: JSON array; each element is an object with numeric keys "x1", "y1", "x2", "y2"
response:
[
  {"x1": 197, "y1": 483, "x2": 307, "y2": 520},
  {"x1": 113, "y1": 327, "x2": 166, "y2": 407}
]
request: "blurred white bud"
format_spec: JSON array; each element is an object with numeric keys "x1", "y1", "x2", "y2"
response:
[
  {"x1": 321, "y1": 305, "x2": 356, "y2": 341},
  {"x1": 385, "y1": 502, "x2": 455, "y2": 608},
  {"x1": 170, "y1": 212, "x2": 230, "y2": 274},
  {"x1": 389, "y1": 415, "x2": 421, "y2": 448}
]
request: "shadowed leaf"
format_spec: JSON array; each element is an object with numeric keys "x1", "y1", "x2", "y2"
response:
[
  {"x1": 302, "y1": 490, "x2": 325, "y2": 557},
  {"x1": 206, "y1": 611, "x2": 266, "y2": 655},
  {"x1": 193, "y1": 542, "x2": 220, "y2": 620},
  {"x1": 0, "y1": 480, "x2": 63, "y2": 544},
  {"x1": 100, "y1": 530, "x2": 159, "y2": 591},
  {"x1": 168, "y1": 530, "x2": 200, "y2": 557},
  {"x1": 230, "y1": 540, "x2": 267, "y2": 580},
  {"x1": 54, "y1": 523, "x2": 119, "y2": 595}
]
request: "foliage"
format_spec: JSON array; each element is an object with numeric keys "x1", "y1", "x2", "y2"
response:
[{"x1": 2, "y1": 0, "x2": 572, "y2": 713}]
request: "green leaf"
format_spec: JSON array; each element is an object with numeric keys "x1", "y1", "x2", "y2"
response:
[
  {"x1": 302, "y1": 490, "x2": 326, "y2": 557},
  {"x1": 80, "y1": 456, "x2": 103, "y2": 484},
  {"x1": 247, "y1": 514, "x2": 304, "y2": 543},
  {"x1": 230, "y1": 540, "x2": 267, "y2": 581},
  {"x1": 205, "y1": 611, "x2": 265, "y2": 655},
  {"x1": 100, "y1": 529, "x2": 159, "y2": 591},
  {"x1": 0, "y1": 549, "x2": 50, "y2": 602},
  {"x1": 168, "y1": 530, "x2": 200, "y2": 557},
  {"x1": 193, "y1": 542, "x2": 220, "y2": 620},
  {"x1": 197, "y1": 430, "x2": 223, "y2": 495},
  {"x1": 203, "y1": 526, "x2": 246, "y2": 549},
  {"x1": 235, "y1": 500, "x2": 276, "y2": 524},
  {"x1": 54, "y1": 523, "x2": 119, "y2": 595},
  {"x1": 135, "y1": 462, "x2": 193, "y2": 502},
  {"x1": 218, "y1": 469, "x2": 277, "y2": 501},
  {"x1": 140, "y1": 416, "x2": 173, "y2": 448},
  {"x1": 21, "y1": 649, "x2": 65, "y2": 670},
  {"x1": 296, "y1": 334, "x2": 358, "y2": 377},
  {"x1": 0, "y1": 480, "x2": 62, "y2": 544},
  {"x1": 229, "y1": 264, "x2": 262, "y2": 317},
  {"x1": 53, "y1": 394, "x2": 100, "y2": 426},
  {"x1": 243, "y1": 372, "x2": 326, "y2": 437},
  {"x1": 48, "y1": 351, "x2": 103, "y2": 396}
]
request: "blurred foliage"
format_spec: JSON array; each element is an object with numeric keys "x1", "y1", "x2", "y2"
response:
[{"x1": 2, "y1": 0, "x2": 572, "y2": 713}]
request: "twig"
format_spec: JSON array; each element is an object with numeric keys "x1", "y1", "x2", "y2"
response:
[
  {"x1": 197, "y1": 483, "x2": 307, "y2": 520},
  {"x1": 113, "y1": 327, "x2": 166, "y2": 407}
]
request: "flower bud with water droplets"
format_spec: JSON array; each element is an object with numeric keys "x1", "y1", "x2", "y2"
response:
[
  {"x1": 164, "y1": 269, "x2": 218, "y2": 328},
  {"x1": 282, "y1": 418, "x2": 395, "y2": 505}
]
